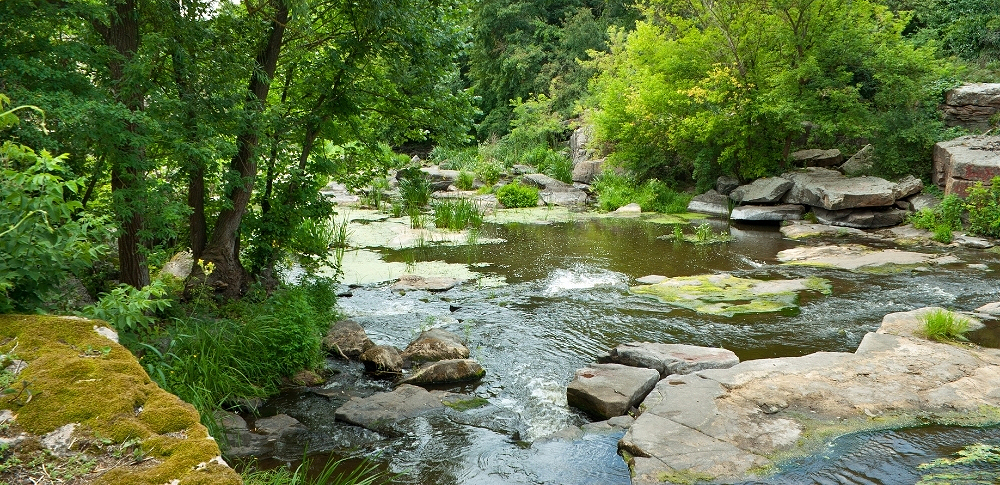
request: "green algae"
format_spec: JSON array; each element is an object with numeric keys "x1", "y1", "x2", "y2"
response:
[{"x1": 630, "y1": 274, "x2": 831, "y2": 317}]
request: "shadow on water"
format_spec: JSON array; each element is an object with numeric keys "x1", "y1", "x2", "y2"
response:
[{"x1": 264, "y1": 216, "x2": 1000, "y2": 484}]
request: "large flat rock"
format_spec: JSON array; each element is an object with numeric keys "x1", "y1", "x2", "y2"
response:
[
  {"x1": 334, "y1": 384, "x2": 451, "y2": 432},
  {"x1": 932, "y1": 135, "x2": 1000, "y2": 197},
  {"x1": 687, "y1": 190, "x2": 730, "y2": 217},
  {"x1": 602, "y1": 342, "x2": 739, "y2": 377},
  {"x1": 943, "y1": 83, "x2": 1000, "y2": 131},
  {"x1": 782, "y1": 168, "x2": 897, "y2": 210},
  {"x1": 729, "y1": 177, "x2": 793, "y2": 204},
  {"x1": 622, "y1": 308, "x2": 1000, "y2": 483},
  {"x1": 731, "y1": 204, "x2": 804, "y2": 221},
  {"x1": 813, "y1": 206, "x2": 908, "y2": 229},
  {"x1": 631, "y1": 273, "x2": 831, "y2": 317},
  {"x1": 777, "y1": 244, "x2": 958, "y2": 271},
  {"x1": 566, "y1": 363, "x2": 659, "y2": 420}
]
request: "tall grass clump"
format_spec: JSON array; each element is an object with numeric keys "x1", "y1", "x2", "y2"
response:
[
  {"x1": 966, "y1": 176, "x2": 1000, "y2": 238},
  {"x1": 242, "y1": 456, "x2": 390, "y2": 485},
  {"x1": 456, "y1": 171, "x2": 475, "y2": 190},
  {"x1": 397, "y1": 174, "x2": 431, "y2": 208},
  {"x1": 496, "y1": 182, "x2": 539, "y2": 208},
  {"x1": 919, "y1": 308, "x2": 972, "y2": 341},
  {"x1": 909, "y1": 194, "x2": 964, "y2": 243},
  {"x1": 433, "y1": 199, "x2": 484, "y2": 230},
  {"x1": 592, "y1": 172, "x2": 691, "y2": 213}
]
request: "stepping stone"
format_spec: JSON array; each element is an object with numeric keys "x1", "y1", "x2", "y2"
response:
[
  {"x1": 566, "y1": 363, "x2": 659, "y2": 419},
  {"x1": 602, "y1": 342, "x2": 739, "y2": 377},
  {"x1": 730, "y1": 204, "x2": 804, "y2": 221}
]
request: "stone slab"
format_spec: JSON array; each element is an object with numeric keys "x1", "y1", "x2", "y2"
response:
[
  {"x1": 729, "y1": 177, "x2": 793, "y2": 204},
  {"x1": 566, "y1": 363, "x2": 659, "y2": 419},
  {"x1": 603, "y1": 342, "x2": 739, "y2": 377},
  {"x1": 730, "y1": 204, "x2": 805, "y2": 221},
  {"x1": 687, "y1": 190, "x2": 731, "y2": 217},
  {"x1": 813, "y1": 206, "x2": 908, "y2": 229}
]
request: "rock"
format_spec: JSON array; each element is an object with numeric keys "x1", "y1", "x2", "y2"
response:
[
  {"x1": 791, "y1": 148, "x2": 844, "y2": 167},
  {"x1": 161, "y1": 251, "x2": 194, "y2": 280},
  {"x1": 290, "y1": 370, "x2": 324, "y2": 387},
  {"x1": 877, "y1": 307, "x2": 983, "y2": 339},
  {"x1": 909, "y1": 194, "x2": 940, "y2": 212},
  {"x1": 623, "y1": 308, "x2": 1000, "y2": 483},
  {"x1": 572, "y1": 159, "x2": 604, "y2": 184},
  {"x1": 391, "y1": 274, "x2": 462, "y2": 292},
  {"x1": 840, "y1": 144, "x2": 874, "y2": 176},
  {"x1": 812, "y1": 206, "x2": 908, "y2": 229},
  {"x1": 932, "y1": 135, "x2": 1000, "y2": 197},
  {"x1": 522, "y1": 173, "x2": 571, "y2": 191},
  {"x1": 335, "y1": 384, "x2": 450, "y2": 433},
  {"x1": 419, "y1": 166, "x2": 460, "y2": 191},
  {"x1": 41, "y1": 423, "x2": 77, "y2": 456},
  {"x1": 360, "y1": 345, "x2": 403, "y2": 375},
  {"x1": 631, "y1": 273, "x2": 831, "y2": 317},
  {"x1": 320, "y1": 181, "x2": 361, "y2": 206},
  {"x1": 602, "y1": 342, "x2": 739, "y2": 377},
  {"x1": 323, "y1": 319, "x2": 374, "y2": 359},
  {"x1": 729, "y1": 177, "x2": 793, "y2": 204},
  {"x1": 779, "y1": 222, "x2": 868, "y2": 239},
  {"x1": 895, "y1": 199, "x2": 914, "y2": 211},
  {"x1": 730, "y1": 204, "x2": 805, "y2": 221},
  {"x1": 716, "y1": 176, "x2": 741, "y2": 196},
  {"x1": 777, "y1": 244, "x2": 958, "y2": 271},
  {"x1": 977, "y1": 302, "x2": 1000, "y2": 316},
  {"x1": 566, "y1": 363, "x2": 660, "y2": 420},
  {"x1": 953, "y1": 233, "x2": 994, "y2": 249},
  {"x1": 687, "y1": 190, "x2": 731, "y2": 217},
  {"x1": 615, "y1": 203, "x2": 642, "y2": 214},
  {"x1": 942, "y1": 83, "x2": 1000, "y2": 132},
  {"x1": 401, "y1": 328, "x2": 470, "y2": 365},
  {"x1": 570, "y1": 125, "x2": 598, "y2": 165},
  {"x1": 540, "y1": 187, "x2": 589, "y2": 206},
  {"x1": 397, "y1": 359, "x2": 486, "y2": 386},
  {"x1": 511, "y1": 164, "x2": 533, "y2": 175},
  {"x1": 635, "y1": 275, "x2": 667, "y2": 284},
  {"x1": 893, "y1": 175, "x2": 924, "y2": 200},
  {"x1": 782, "y1": 168, "x2": 898, "y2": 210}
]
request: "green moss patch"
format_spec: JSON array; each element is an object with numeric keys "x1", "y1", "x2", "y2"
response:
[
  {"x1": 442, "y1": 396, "x2": 490, "y2": 411},
  {"x1": 0, "y1": 315, "x2": 240, "y2": 485},
  {"x1": 630, "y1": 274, "x2": 831, "y2": 317}
]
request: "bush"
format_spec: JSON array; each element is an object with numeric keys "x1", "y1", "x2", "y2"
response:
[
  {"x1": 908, "y1": 195, "x2": 964, "y2": 243},
  {"x1": 920, "y1": 308, "x2": 971, "y2": 341},
  {"x1": 496, "y1": 182, "x2": 539, "y2": 208},
  {"x1": 966, "y1": 176, "x2": 1000, "y2": 238},
  {"x1": 397, "y1": 169, "x2": 432, "y2": 208},
  {"x1": 456, "y1": 171, "x2": 475, "y2": 190},
  {"x1": 433, "y1": 199, "x2": 484, "y2": 230},
  {"x1": 592, "y1": 171, "x2": 691, "y2": 213},
  {"x1": 527, "y1": 147, "x2": 574, "y2": 183}
]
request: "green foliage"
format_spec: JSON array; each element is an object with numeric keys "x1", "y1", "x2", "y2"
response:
[
  {"x1": 919, "y1": 308, "x2": 972, "y2": 341},
  {"x1": 242, "y1": 456, "x2": 390, "y2": 485},
  {"x1": 909, "y1": 195, "x2": 964, "y2": 243},
  {"x1": 82, "y1": 280, "x2": 172, "y2": 336},
  {"x1": 397, "y1": 169, "x2": 433, "y2": 209},
  {"x1": 526, "y1": 147, "x2": 574, "y2": 184},
  {"x1": 430, "y1": 146, "x2": 479, "y2": 172},
  {"x1": 592, "y1": 172, "x2": 691, "y2": 213},
  {"x1": 0, "y1": 138, "x2": 105, "y2": 313},
  {"x1": 965, "y1": 177, "x2": 1000, "y2": 238},
  {"x1": 496, "y1": 182, "x2": 540, "y2": 208},
  {"x1": 433, "y1": 199, "x2": 485, "y2": 231},
  {"x1": 456, "y1": 171, "x2": 475, "y2": 190}
]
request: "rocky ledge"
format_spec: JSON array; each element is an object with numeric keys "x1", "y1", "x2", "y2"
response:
[{"x1": 621, "y1": 307, "x2": 1000, "y2": 484}]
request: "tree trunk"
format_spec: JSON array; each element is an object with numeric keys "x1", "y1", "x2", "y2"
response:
[{"x1": 192, "y1": 3, "x2": 288, "y2": 298}]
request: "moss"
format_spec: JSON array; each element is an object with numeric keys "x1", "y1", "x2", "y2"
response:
[
  {"x1": 655, "y1": 469, "x2": 714, "y2": 484},
  {"x1": 630, "y1": 274, "x2": 830, "y2": 317},
  {"x1": 443, "y1": 396, "x2": 489, "y2": 411},
  {"x1": 0, "y1": 315, "x2": 240, "y2": 484},
  {"x1": 643, "y1": 212, "x2": 705, "y2": 225},
  {"x1": 803, "y1": 277, "x2": 833, "y2": 294}
]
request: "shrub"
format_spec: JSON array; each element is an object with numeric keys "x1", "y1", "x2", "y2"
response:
[
  {"x1": 496, "y1": 182, "x2": 539, "y2": 208},
  {"x1": 919, "y1": 308, "x2": 972, "y2": 341},
  {"x1": 456, "y1": 171, "x2": 475, "y2": 190},
  {"x1": 527, "y1": 147, "x2": 573, "y2": 183},
  {"x1": 397, "y1": 170, "x2": 432, "y2": 208},
  {"x1": 592, "y1": 172, "x2": 691, "y2": 213},
  {"x1": 909, "y1": 194, "x2": 965, "y2": 243},
  {"x1": 966, "y1": 176, "x2": 1000, "y2": 238},
  {"x1": 433, "y1": 199, "x2": 484, "y2": 230},
  {"x1": 82, "y1": 280, "x2": 172, "y2": 338}
]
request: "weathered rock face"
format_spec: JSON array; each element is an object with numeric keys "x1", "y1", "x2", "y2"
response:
[
  {"x1": 360, "y1": 345, "x2": 403, "y2": 375},
  {"x1": 729, "y1": 177, "x2": 793, "y2": 204},
  {"x1": 570, "y1": 124, "x2": 598, "y2": 165},
  {"x1": 566, "y1": 363, "x2": 660, "y2": 420},
  {"x1": 622, "y1": 308, "x2": 1000, "y2": 484},
  {"x1": 782, "y1": 168, "x2": 898, "y2": 210},
  {"x1": 334, "y1": 384, "x2": 451, "y2": 433},
  {"x1": 777, "y1": 244, "x2": 958, "y2": 271},
  {"x1": 791, "y1": 148, "x2": 843, "y2": 167},
  {"x1": 840, "y1": 144, "x2": 874, "y2": 176},
  {"x1": 687, "y1": 189, "x2": 731, "y2": 217},
  {"x1": 942, "y1": 83, "x2": 1000, "y2": 132},
  {"x1": 397, "y1": 359, "x2": 485, "y2": 386},
  {"x1": 401, "y1": 328, "x2": 470, "y2": 364},
  {"x1": 716, "y1": 176, "x2": 741, "y2": 196},
  {"x1": 730, "y1": 204, "x2": 805, "y2": 221},
  {"x1": 601, "y1": 342, "x2": 739, "y2": 377},
  {"x1": 418, "y1": 166, "x2": 460, "y2": 191},
  {"x1": 932, "y1": 135, "x2": 1000, "y2": 197},
  {"x1": 812, "y1": 206, "x2": 908, "y2": 229},
  {"x1": 893, "y1": 175, "x2": 924, "y2": 200},
  {"x1": 522, "y1": 173, "x2": 570, "y2": 191},
  {"x1": 323, "y1": 319, "x2": 374, "y2": 359},
  {"x1": 572, "y1": 159, "x2": 604, "y2": 184},
  {"x1": 391, "y1": 274, "x2": 462, "y2": 292}
]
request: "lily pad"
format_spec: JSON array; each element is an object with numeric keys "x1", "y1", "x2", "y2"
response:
[{"x1": 630, "y1": 274, "x2": 831, "y2": 317}]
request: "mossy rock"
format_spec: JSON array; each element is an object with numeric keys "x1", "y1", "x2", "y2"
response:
[
  {"x1": 0, "y1": 315, "x2": 241, "y2": 485},
  {"x1": 630, "y1": 274, "x2": 831, "y2": 317}
]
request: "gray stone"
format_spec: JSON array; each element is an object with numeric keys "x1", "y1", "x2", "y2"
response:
[
  {"x1": 41, "y1": 423, "x2": 77, "y2": 456},
  {"x1": 779, "y1": 222, "x2": 868, "y2": 240},
  {"x1": 419, "y1": 166, "x2": 460, "y2": 191},
  {"x1": 729, "y1": 177, "x2": 793, "y2": 204},
  {"x1": 570, "y1": 124, "x2": 598, "y2": 165},
  {"x1": 840, "y1": 144, "x2": 874, "y2": 176},
  {"x1": 93, "y1": 325, "x2": 119, "y2": 344},
  {"x1": 730, "y1": 204, "x2": 805, "y2": 221},
  {"x1": 571, "y1": 159, "x2": 604, "y2": 184},
  {"x1": 813, "y1": 206, "x2": 908, "y2": 229},
  {"x1": 777, "y1": 244, "x2": 958, "y2": 271},
  {"x1": 511, "y1": 164, "x2": 533, "y2": 175},
  {"x1": 687, "y1": 190, "x2": 731, "y2": 217},
  {"x1": 782, "y1": 168, "x2": 898, "y2": 210},
  {"x1": 540, "y1": 187, "x2": 589, "y2": 206},
  {"x1": 977, "y1": 302, "x2": 1000, "y2": 316},
  {"x1": 635, "y1": 275, "x2": 667, "y2": 284},
  {"x1": 320, "y1": 181, "x2": 361, "y2": 206},
  {"x1": 909, "y1": 194, "x2": 941, "y2": 212},
  {"x1": 877, "y1": 306, "x2": 983, "y2": 339},
  {"x1": 893, "y1": 175, "x2": 924, "y2": 200},
  {"x1": 522, "y1": 173, "x2": 571, "y2": 191},
  {"x1": 791, "y1": 148, "x2": 844, "y2": 167},
  {"x1": 943, "y1": 83, "x2": 1000, "y2": 132},
  {"x1": 615, "y1": 203, "x2": 642, "y2": 214},
  {"x1": 954, "y1": 233, "x2": 994, "y2": 249},
  {"x1": 716, "y1": 176, "x2": 741, "y2": 196},
  {"x1": 401, "y1": 328, "x2": 470, "y2": 365},
  {"x1": 603, "y1": 342, "x2": 739, "y2": 377},
  {"x1": 391, "y1": 274, "x2": 461, "y2": 292},
  {"x1": 323, "y1": 319, "x2": 374, "y2": 359},
  {"x1": 566, "y1": 363, "x2": 659, "y2": 420},
  {"x1": 932, "y1": 135, "x2": 1000, "y2": 197},
  {"x1": 335, "y1": 384, "x2": 449, "y2": 432},
  {"x1": 360, "y1": 345, "x2": 403, "y2": 375},
  {"x1": 397, "y1": 359, "x2": 485, "y2": 386},
  {"x1": 895, "y1": 199, "x2": 914, "y2": 211}
]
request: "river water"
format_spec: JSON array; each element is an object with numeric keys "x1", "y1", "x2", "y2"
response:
[{"x1": 264, "y1": 214, "x2": 1000, "y2": 484}]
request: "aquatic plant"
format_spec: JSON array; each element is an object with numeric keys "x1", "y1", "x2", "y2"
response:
[
  {"x1": 398, "y1": 172, "x2": 432, "y2": 208},
  {"x1": 919, "y1": 308, "x2": 971, "y2": 341},
  {"x1": 496, "y1": 182, "x2": 539, "y2": 208},
  {"x1": 433, "y1": 199, "x2": 484, "y2": 230},
  {"x1": 242, "y1": 456, "x2": 391, "y2": 485},
  {"x1": 407, "y1": 206, "x2": 426, "y2": 229},
  {"x1": 362, "y1": 177, "x2": 389, "y2": 209},
  {"x1": 660, "y1": 223, "x2": 733, "y2": 245},
  {"x1": 916, "y1": 443, "x2": 1000, "y2": 484}
]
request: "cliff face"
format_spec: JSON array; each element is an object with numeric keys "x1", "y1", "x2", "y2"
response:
[{"x1": 0, "y1": 315, "x2": 241, "y2": 485}]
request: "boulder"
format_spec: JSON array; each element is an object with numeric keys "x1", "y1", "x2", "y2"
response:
[
  {"x1": 335, "y1": 384, "x2": 450, "y2": 432},
  {"x1": 812, "y1": 206, "x2": 908, "y2": 229},
  {"x1": 566, "y1": 363, "x2": 660, "y2": 420},
  {"x1": 942, "y1": 83, "x2": 1000, "y2": 132},
  {"x1": 953, "y1": 233, "x2": 994, "y2": 249},
  {"x1": 687, "y1": 190, "x2": 731, "y2": 217},
  {"x1": 977, "y1": 302, "x2": 1000, "y2": 316},
  {"x1": 729, "y1": 177, "x2": 793, "y2": 204},
  {"x1": 893, "y1": 175, "x2": 924, "y2": 200},
  {"x1": 572, "y1": 159, "x2": 604, "y2": 184},
  {"x1": 840, "y1": 144, "x2": 874, "y2": 176},
  {"x1": 730, "y1": 204, "x2": 805, "y2": 221},
  {"x1": 877, "y1": 306, "x2": 983, "y2": 338},
  {"x1": 418, "y1": 166, "x2": 460, "y2": 191},
  {"x1": 715, "y1": 176, "x2": 741, "y2": 196},
  {"x1": 397, "y1": 359, "x2": 486, "y2": 386},
  {"x1": 289, "y1": 369, "x2": 324, "y2": 387},
  {"x1": 360, "y1": 345, "x2": 403, "y2": 375},
  {"x1": 791, "y1": 148, "x2": 843, "y2": 167},
  {"x1": 323, "y1": 319, "x2": 374, "y2": 359},
  {"x1": 909, "y1": 194, "x2": 940, "y2": 212},
  {"x1": 615, "y1": 203, "x2": 642, "y2": 214},
  {"x1": 391, "y1": 274, "x2": 462, "y2": 292},
  {"x1": 540, "y1": 187, "x2": 589, "y2": 206},
  {"x1": 782, "y1": 168, "x2": 898, "y2": 210},
  {"x1": 401, "y1": 328, "x2": 470, "y2": 364},
  {"x1": 602, "y1": 342, "x2": 739, "y2": 377},
  {"x1": 522, "y1": 173, "x2": 571, "y2": 191},
  {"x1": 932, "y1": 135, "x2": 1000, "y2": 197}
]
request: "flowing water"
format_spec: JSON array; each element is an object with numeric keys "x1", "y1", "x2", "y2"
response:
[{"x1": 262, "y1": 215, "x2": 1000, "y2": 484}]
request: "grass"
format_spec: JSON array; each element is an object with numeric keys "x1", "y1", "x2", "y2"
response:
[
  {"x1": 920, "y1": 309, "x2": 972, "y2": 341},
  {"x1": 398, "y1": 173, "x2": 432, "y2": 208},
  {"x1": 433, "y1": 199, "x2": 484, "y2": 230},
  {"x1": 592, "y1": 172, "x2": 691, "y2": 213},
  {"x1": 456, "y1": 171, "x2": 475, "y2": 190},
  {"x1": 242, "y1": 456, "x2": 391, "y2": 485},
  {"x1": 660, "y1": 223, "x2": 734, "y2": 245}
]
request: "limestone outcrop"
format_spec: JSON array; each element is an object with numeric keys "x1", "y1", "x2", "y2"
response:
[
  {"x1": 942, "y1": 83, "x2": 1000, "y2": 132},
  {"x1": 566, "y1": 363, "x2": 660, "y2": 420},
  {"x1": 932, "y1": 135, "x2": 1000, "y2": 197}
]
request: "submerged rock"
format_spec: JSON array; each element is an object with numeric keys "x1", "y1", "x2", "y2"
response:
[
  {"x1": 630, "y1": 273, "x2": 831, "y2": 317},
  {"x1": 334, "y1": 384, "x2": 452, "y2": 433},
  {"x1": 323, "y1": 319, "x2": 374, "y2": 359},
  {"x1": 602, "y1": 342, "x2": 739, "y2": 378},
  {"x1": 566, "y1": 363, "x2": 659, "y2": 420},
  {"x1": 401, "y1": 328, "x2": 470, "y2": 365},
  {"x1": 397, "y1": 359, "x2": 485, "y2": 387}
]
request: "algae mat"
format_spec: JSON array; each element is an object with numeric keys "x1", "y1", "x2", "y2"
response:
[{"x1": 631, "y1": 274, "x2": 831, "y2": 317}]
